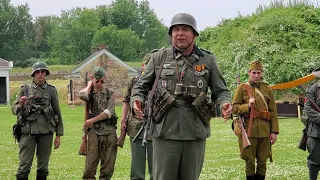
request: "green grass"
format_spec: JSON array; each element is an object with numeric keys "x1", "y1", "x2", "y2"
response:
[{"x1": 0, "y1": 105, "x2": 309, "y2": 179}]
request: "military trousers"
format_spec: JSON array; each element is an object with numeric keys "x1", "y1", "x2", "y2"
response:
[
  {"x1": 130, "y1": 137, "x2": 153, "y2": 180},
  {"x1": 238, "y1": 136, "x2": 270, "y2": 176},
  {"x1": 16, "y1": 133, "x2": 53, "y2": 178},
  {"x1": 307, "y1": 137, "x2": 320, "y2": 180},
  {"x1": 82, "y1": 131, "x2": 118, "y2": 180},
  {"x1": 153, "y1": 138, "x2": 205, "y2": 180}
]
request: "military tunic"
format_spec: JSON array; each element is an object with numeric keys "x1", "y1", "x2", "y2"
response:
[
  {"x1": 79, "y1": 87, "x2": 117, "y2": 180},
  {"x1": 232, "y1": 81, "x2": 279, "y2": 176},
  {"x1": 12, "y1": 81, "x2": 64, "y2": 178},
  {"x1": 131, "y1": 46, "x2": 231, "y2": 180},
  {"x1": 123, "y1": 75, "x2": 153, "y2": 180},
  {"x1": 304, "y1": 80, "x2": 320, "y2": 180}
]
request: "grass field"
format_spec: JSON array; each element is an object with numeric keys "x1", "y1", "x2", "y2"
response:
[{"x1": 0, "y1": 104, "x2": 309, "y2": 180}]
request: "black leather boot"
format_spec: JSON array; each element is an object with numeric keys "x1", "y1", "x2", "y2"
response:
[
  {"x1": 36, "y1": 176, "x2": 47, "y2": 180},
  {"x1": 309, "y1": 170, "x2": 318, "y2": 180},
  {"x1": 255, "y1": 174, "x2": 265, "y2": 180},
  {"x1": 246, "y1": 175, "x2": 255, "y2": 180}
]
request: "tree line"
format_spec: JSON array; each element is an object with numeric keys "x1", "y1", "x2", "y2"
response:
[{"x1": 0, "y1": 0, "x2": 169, "y2": 67}]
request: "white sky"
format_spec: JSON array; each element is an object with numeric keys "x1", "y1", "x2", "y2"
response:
[{"x1": 11, "y1": 0, "x2": 320, "y2": 31}]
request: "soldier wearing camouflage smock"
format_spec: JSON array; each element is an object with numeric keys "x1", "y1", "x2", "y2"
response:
[
  {"x1": 304, "y1": 68, "x2": 320, "y2": 180},
  {"x1": 131, "y1": 13, "x2": 232, "y2": 180},
  {"x1": 12, "y1": 62, "x2": 64, "y2": 180},
  {"x1": 79, "y1": 66, "x2": 118, "y2": 180},
  {"x1": 121, "y1": 54, "x2": 153, "y2": 180},
  {"x1": 232, "y1": 60, "x2": 279, "y2": 180}
]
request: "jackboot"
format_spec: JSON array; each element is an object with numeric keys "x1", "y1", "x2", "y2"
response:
[
  {"x1": 36, "y1": 176, "x2": 47, "y2": 180},
  {"x1": 246, "y1": 175, "x2": 255, "y2": 180},
  {"x1": 309, "y1": 169, "x2": 318, "y2": 180},
  {"x1": 255, "y1": 174, "x2": 265, "y2": 180}
]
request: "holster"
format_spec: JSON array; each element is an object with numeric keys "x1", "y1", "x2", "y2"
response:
[
  {"x1": 191, "y1": 92, "x2": 214, "y2": 125},
  {"x1": 153, "y1": 87, "x2": 175, "y2": 122}
]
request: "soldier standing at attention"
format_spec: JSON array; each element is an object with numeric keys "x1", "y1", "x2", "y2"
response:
[
  {"x1": 232, "y1": 60, "x2": 279, "y2": 180},
  {"x1": 120, "y1": 54, "x2": 153, "y2": 180},
  {"x1": 12, "y1": 62, "x2": 64, "y2": 180},
  {"x1": 304, "y1": 68, "x2": 320, "y2": 180},
  {"x1": 131, "y1": 13, "x2": 232, "y2": 180},
  {"x1": 79, "y1": 66, "x2": 118, "y2": 180}
]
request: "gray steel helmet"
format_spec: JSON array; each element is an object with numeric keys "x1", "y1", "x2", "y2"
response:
[
  {"x1": 31, "y1": 62, "x2": 50, "y2": 77},
  {"x1": 169, "y1": 13, "x2": 199, "y2": 36}
]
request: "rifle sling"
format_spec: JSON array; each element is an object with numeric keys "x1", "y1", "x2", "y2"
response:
[{"x1": 243, "y1": 84, "x2": 254, "y2": 137}]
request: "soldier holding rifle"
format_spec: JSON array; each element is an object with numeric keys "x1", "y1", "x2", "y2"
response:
[
  {"x1": 79, "y1": 66, "x2": 118, "y2": 180},
  {"x1": 232, "y1": 60, "x2": 279, "y2": 180},
  {"x1": 304, "y1": 68, "x2": 320, "y2": 180},
  {"x1": 118, "y1": 54, "x2": 153, "y2": 180},
  {"x1": 131, "y1": 13, "x2": 232, "y2": 180}
]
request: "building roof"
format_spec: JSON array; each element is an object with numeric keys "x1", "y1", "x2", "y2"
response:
[
  {"x1": 0, "y1": 58, "x2": 13, "y2": 69},
  {"x1": 71, "y1": 49, "x2": 138, "y2": 75}
]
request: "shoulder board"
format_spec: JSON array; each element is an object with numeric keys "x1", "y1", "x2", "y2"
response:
[
  {"x1": 261, "y1": 82, "x2": 269, "y2": 86},
  {"x1": 47, "y1": 84, "x2": 56, "y2": 88},
  {"x1": 200, "y1": 48, "x2": 213, "y2": 54},
  {"x1": 151, "y1": 47, "x2": 164, "y2": 53},
  {"x1": 20, "y1": 84, "x2": 25, "y2": 87}
]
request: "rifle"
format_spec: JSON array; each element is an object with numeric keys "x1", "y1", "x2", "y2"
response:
[
  {"x1": 239, "y1": 116, "x2": 251, "y2": 150},
  {"x1": 297, "y1": 85, "x2": 320, "y2": 151},
  {"x1": 13, "y1": 84, "x2": 29, "y2": 143},
  {"x1": 79, "y1": 72, "x2": 89, "y2": 156},
  {"x1": 116, "y1": 108, "x2": 130, "y2": 148},
  {"x1": 132, "y1": 99, "x2": 150, "y2": 147},
  {"x1": 132, "y1": 50, "x2": 166, "y2": 146}
]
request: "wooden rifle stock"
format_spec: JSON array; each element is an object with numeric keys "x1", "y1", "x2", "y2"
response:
[
  {"x1": 79, "y1": 73, "x2": 89, "y2": 156},
  {"x1": 239, "y1": 116, "x2": 251, "y2": 150},
  {"x1": 116, "y1": 109, "x2": 130, "y2": 148}
]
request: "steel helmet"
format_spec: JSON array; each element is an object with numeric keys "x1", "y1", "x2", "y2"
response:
[
  {"x1": 168, "y1": 13, "x2": 199, "y2": 36},
  {"x1": 31, "y1": 62, "x2": 50, "y2": 77}
]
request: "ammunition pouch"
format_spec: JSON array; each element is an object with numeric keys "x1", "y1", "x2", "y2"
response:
[
  {"x1": 153, "y1": 87, "x2": 175, "y2": 123},
  {"x1": 192, "y1": 92, "x2": 214, "y2": 125},
  {"x1": 43, "y1": 106, "x2": 59, "y2": 127},
  {"x1": 244, "y1": 110, "x2": 271, "y2": 121},
  {"x1": 13, "y1": 119, "x2": 23, "y2": 142}
]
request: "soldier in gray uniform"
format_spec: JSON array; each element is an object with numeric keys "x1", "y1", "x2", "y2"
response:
[
  {"x1": 131, "y1": 13, "x2": 233, "y2": 180},
  {"x1": 12, "y1": 62, "x2": 64, "y2": 180},
  {"x1": 79, "y1": 66, "x2": 118, "y2": 180},
  {"x1": 305, "y1": 68, "x2": 320, "y2": 180},
  {"x1": 121, "y1": 54, "x2": 153, "y2": 180}
]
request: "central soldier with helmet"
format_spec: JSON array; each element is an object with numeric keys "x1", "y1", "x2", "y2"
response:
[{"x1": 131, "y1": 13, "x2": 232, "y2": 180}]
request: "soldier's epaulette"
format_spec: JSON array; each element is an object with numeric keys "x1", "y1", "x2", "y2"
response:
[
  {"x1": 47, "y1": 84, "x2": 56, "y2": 89},
  {"x1": 20, "y1": 84, "x2": 25, "y2": 87},
  {"x1": 151, "y1": 47, "x2": 164, "y2": 53},
  {"x1": 200, "y1": 48, "x2": 213, "y2": 54}
]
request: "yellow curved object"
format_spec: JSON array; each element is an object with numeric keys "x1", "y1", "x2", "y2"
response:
[{"x1": 270, "y1": 74, "x2": 316, "y2": 90}]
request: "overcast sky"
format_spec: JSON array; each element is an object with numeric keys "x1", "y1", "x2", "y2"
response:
[{"x1": 11, "y1": 0, "x2": 320, "y2": 31}]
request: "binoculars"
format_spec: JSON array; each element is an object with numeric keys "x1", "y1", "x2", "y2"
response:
[{"x1": 174, "y1": 83, "x2": 197, "y2": 97}]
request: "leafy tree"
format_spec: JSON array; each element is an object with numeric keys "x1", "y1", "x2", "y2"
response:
[
  {"x1": 92, "y1": 25, "x2": 144, "y2": 61},
  {"x1": 0, "y1": 0, "x2": 34, "y2": 63},
  {"x1": 48, "y1": 8, "x2": 101, "y2": 64},
  {"x1": 33, "y1": 15, "x2": 58, "y2": 58}
]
